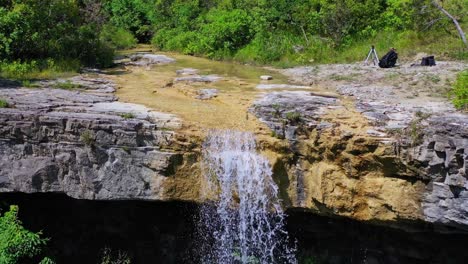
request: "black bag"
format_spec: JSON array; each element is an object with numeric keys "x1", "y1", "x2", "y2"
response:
[
  {"x1": 421, "y1": 56, "x2": 436, "y2": 66},
  {"x1": 379, "y1": 50, "x2": 398, "y2": 68}
]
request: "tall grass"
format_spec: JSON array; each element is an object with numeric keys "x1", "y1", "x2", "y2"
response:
[
  {"x1": 450, "y1": 70, "x2": 468, "y2": 110},
  {"x1": 0, "y1": 59, "x2": 80, "y2": 80},
  {"x1": 199, "y1": 30, "x2": 467, "y2": 67}
]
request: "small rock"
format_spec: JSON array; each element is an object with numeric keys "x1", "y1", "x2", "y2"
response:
[
  {"x1": 176, "y1": 68, "x2": 199, "y2": 76},
  {"x1": 260, "y1": 75, "x2": 273, "y2": 80},
  {"x1": 128, "y1": 54, "x2": 175, "y2": 66},
  {"x1": 196, "y1": 89, "x2": 219, "y2": 100}
]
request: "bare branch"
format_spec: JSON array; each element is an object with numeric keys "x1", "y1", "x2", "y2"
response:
[{"x1": 431, "y1": 0, "x2": 467, "y2": 48}]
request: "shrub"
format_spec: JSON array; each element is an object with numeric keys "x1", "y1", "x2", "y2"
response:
[
  {"x1": 0, "y1": 205, "x2": 49, "y2": 263},
  {"x1": 80, "y1": 130, "x2": 95, "y2": 146},
  {"x1": 451, "y1": 70, "x2": 468, "y2": 110},
  {"x1": 0, "y1": 99, "x2": 8, "y2": 108},
  {"x1": 285, "y1": 111, "x2": 301, "y2": 123},
  {"x1": 101, "y1": 25, "x2": 137, "y2": 50},
  {"x1": 120, "y1": 113, "x2": 135, "y2": 119}
]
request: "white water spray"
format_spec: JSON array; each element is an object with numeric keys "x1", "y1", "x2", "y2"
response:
[{"x1": 199, "y1": 130, "x2": 296, "y2": 264}]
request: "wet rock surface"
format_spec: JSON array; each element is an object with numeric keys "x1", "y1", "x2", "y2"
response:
[
  {"x1": 256, "y1": 84, "x2": 311, "y2": 90},
  {"x1": 174, "y1": 74, "x2": 222, "y2": 83}
]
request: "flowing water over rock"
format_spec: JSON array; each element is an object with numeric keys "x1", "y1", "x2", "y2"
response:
[{"x1": 199, "y1": 130, "x2": 296, "y2": 264}]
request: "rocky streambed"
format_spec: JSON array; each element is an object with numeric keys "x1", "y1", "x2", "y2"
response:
[{"x1": 0, "y1": 51, "x2": 467, "y2": 263}]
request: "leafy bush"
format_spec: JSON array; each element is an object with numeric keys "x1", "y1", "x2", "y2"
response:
[
  {"x1": 0, "y1": 205, "x2": 50, "y2": 263},
  {"x1": 196, "y1": 9, "x2": 254, "y2": 58},
  {"x1": 451, "y1": 70, "x2": 468, "y2": 110},
  {"x1": 101, "y1": 25, "x2": 137, "y2": 50},
  {"x1": 0, "y1": 1, "x2": 114, "y2": 69}
]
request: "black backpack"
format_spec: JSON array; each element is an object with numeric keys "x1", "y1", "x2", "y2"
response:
[
  {"x1": 379, "y1": 50, "x2": 398, "y2": 68},
  {"x1": 421, "y1": 56, "x2": 436, "y2": 66}
]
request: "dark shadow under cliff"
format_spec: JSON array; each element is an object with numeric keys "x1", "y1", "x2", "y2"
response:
[{"x1": 1, "y1": 193, "x2": 468, "y2": 264}]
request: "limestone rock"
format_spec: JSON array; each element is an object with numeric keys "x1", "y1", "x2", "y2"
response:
[
  {"x1": 196, "y1": 89, "x2": 219, "y2": 100},
  {"x1": 176, "y1": 68, "x2": 199, "y2": 76},
  {"x1": 0, "y1": 75, "x2": 197, "y2": 201},
  {"x1": 174, "y1": 75, "x2": 221, "y2": 83},
  {"x1": 128, "y1": 54, "x2": 175, "y2": 66},
  {"x1": 251, "y1": 91, "x2": 338, "y2": 140},
  {"x1": 260, "y1": 75, "x2": 273, "y2": 80},
  {"x1": 256, "y1": 84, "x2": 311, "y2": 90}
]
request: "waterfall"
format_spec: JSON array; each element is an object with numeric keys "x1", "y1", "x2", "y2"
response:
[{"x1": 199, "y1": 130, "x2": 296, "y2": 264}]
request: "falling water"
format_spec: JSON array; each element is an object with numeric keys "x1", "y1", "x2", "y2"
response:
[{"x1": 199, "y1": 130, "x2": 296, "y2": 264}]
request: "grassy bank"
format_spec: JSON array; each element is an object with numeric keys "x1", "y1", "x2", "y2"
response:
[
  {"x1": 171, "y1": 30, "x2": 467, "y2": 68},
  {"x1": 0, "y1": 59, "x2": 80, "y2": 81}
]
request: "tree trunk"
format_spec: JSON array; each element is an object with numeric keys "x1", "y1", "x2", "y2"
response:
[{"x1": 431, "y1": 0, "x2": 468, "y2": 48}]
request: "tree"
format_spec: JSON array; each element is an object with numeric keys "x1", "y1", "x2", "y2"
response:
[{"x1": 431, "y1": 0, "x2": 467, "y2": 47}]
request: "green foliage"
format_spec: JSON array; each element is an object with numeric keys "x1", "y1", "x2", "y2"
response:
[
  {"x1": 101, "y1": 25, "x2": 137, "y2": 50},
  {"x1": 39, "y1": 257, "x2": 56, "y2": 264},
  {"x1": 0, "y1": 0, "x2": 113, "y2": 69},
  {"x1": 100, "y1": 247, "x2": 131, "y2": 264},
  {"x1": 105, "y1": 0, "x2": 154, "y2": 42},
  {"x1": 80, "y1": 130, "x2": 95, "y2": 146},
  {"x1": 0, "y1": 59, "x2": 80, "y2": 80},
  {"x1": 120, "y1": 112, "x2": 135, "y2": 119},
  {"x1": 21, "y1": 80, "x2": 40, "y2": 88},
  {"x1": 1, "y1": 0, "x2": 466, "y2": 73},
  {"x1": 285, "y1": 111, "x2": 301, "y2": 123},
  {"x1": 0, "y1": 205, "x2": 49, "y2": 263},
  {"x1": 53, "y1": 81, "x2": 83, "y2": 90},
  {"x1": 0, "y1": 98, "x2": 8, "y2": 108},
  {"x1": 451, "y1": 70, "x2": 468, "y2": 110}
]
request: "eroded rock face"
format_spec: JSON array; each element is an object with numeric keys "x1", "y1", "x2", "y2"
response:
[
  {"x1": 276, "y1": 62, "x2": 468, "y2": 230},
  {"x1": 252, "y1": 91, "x2": 426, "y2": 225},
  {"x1": 1, "y1": 59, "x2": 467, "y2": 233},
  {"x1": 0, "y1": 76, "x2": 199, "y2": 201}
]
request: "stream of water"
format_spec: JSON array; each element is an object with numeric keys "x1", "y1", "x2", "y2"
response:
[{"x1": 199, "y1": 130, "x2": 296, "y2": 264}]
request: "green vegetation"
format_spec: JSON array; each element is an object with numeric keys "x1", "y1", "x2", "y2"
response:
[
  {"x1": 53, "y1": 81, "x2": 83, "y2": 90},
  {"x1": 451, "y1": 70, "x2": 468, "y2": 110},
  {"x1": 285, "y1": 111, "x2": 302, "y2": 123},
  {"x1": 100, "y1": 248, "x2": 131, "y2": 264},
  {"x1": 0, "y1": 99, "x2": 8, "y2": 108},
  {"x1": 0, "y1": 0, "x2": 466, "y2": 80},
  {"x1": 120, "y1": 112, "x2": 136, "y2": 119},
  {"x1": 100, "y1": 25, "x2": 137, "y2": 50},
  {"x1": 145, "y1": 0, "x2": 467, "y2": 65},
  {"x1": 0, "y1": 205, "x2": 51, "y2": 263},
  {"x1": 80, "y1": 130, "x2": 95, "y2": 146}
]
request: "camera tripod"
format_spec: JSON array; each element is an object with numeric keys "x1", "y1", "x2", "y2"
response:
[{"x1": 364, "y1": 45, "x2": 379, "y2": 66}]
